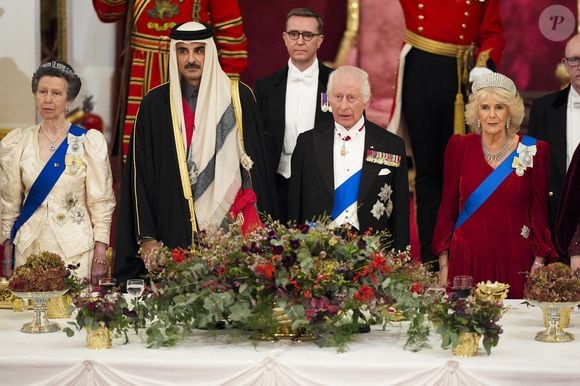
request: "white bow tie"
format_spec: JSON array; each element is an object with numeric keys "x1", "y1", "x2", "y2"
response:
[{"x1": 289, "y1": 71, "x2": 314, "y2": 86}]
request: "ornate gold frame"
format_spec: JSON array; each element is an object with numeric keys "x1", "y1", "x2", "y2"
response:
[
  {"x1": 332, "y1": 0, "x2": 360, "y2": 67},
  {"x1": 40, "y1": 0, "x2": 68, "y2": 62},
  {"x1": 56, "y1": 0, "x2": 68, "y2": 60}
]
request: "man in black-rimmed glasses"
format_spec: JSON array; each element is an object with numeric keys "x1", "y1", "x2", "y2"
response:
[
  {"x1": 529, "y1": 34, "x2": 580, "y2": 265},
  {"x1": 254, "y1": 8, "x2": 334, "y2": 223}
]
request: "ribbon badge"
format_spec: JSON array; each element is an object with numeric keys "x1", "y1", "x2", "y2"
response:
[
  {"x1": 65, "y1": 132, "x2": 86, "y2": 175},
  {"x1": 366, "y1": 149, "x2": 401, "y2": 167},
  {"x1": 512, "y1": 143, "x2": 536, "y2": 177},
  {"x1": 320, "y1": 92, "x2": 332, "y2": 113}
]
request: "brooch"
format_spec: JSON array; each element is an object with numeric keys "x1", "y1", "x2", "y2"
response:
[
  {"x1": 512, "y1": 143, "x2": 536, "y2": 176},
  {"x1": 240, "y1": 153, "x2": 254, "y2": 171},
  {"x1": 520, "y1": 225, "x2": 530, "y2": 239},
  {"x1": 371, "y1": 183, "x2": 394, "y2": 220},
  {"x1": 366, "y1": 149, "x2": 400, "y2": 167}
]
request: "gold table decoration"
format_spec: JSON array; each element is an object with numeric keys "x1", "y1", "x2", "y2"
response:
[
  {"x1": 528, "y1": 301, "x2": 579, "y2": 343},
  {"x1": 542, "y1": 306, "x2": 572, "y2": 329},
  {"x1": 474, "y1": 281, "x2": 510, "y2": 303},
  {"x1": 259, "y1": 307, "x2": 314, "y2": 342},
  {"x1": 47, "y1": 294, "x2": 73, "y2": 319},
  {"x1": 452, "y1": 332, "x2": 480, "y2": 357},
  {"x1": 11, "y1": 290, "x2": 68, "y2": 333},
  {"x1": 86, "y1": 322, "x2": 113, "y2": 349},
  {"x1": 0, "y1": 277, "x2": 16, "y2": 309}
]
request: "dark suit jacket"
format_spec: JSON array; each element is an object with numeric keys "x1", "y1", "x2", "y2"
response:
[
  {"x1": 528, "y1": 86, "x2": 569, "y2": 235},
  {"x1": 253, "y1": 61, "x2": 334, "y2": 174},
  {"x1": 288, "y1": 120, "x2": 410, "y2": 251}
]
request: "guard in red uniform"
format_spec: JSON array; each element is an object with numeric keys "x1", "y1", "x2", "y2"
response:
[
  {"x1": 388, "y1": 0, "x2": 504, "y2": 269},
  {"x1": 93, "y1": 0, "x2": 248, "y2": 158}
]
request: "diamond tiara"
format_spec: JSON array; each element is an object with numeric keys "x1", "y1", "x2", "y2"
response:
[{"x1": 471, "y1": 72, "x2": 517, "y2": 96}]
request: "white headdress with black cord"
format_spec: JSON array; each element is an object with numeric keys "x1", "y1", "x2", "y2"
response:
[{"x1": 168, "y1": 22, "x2": 242, "y2": 229}]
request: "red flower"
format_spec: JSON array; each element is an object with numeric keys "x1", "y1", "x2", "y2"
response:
[
  {"x1": 354, "y1": 285, "x2": 375, "y2": 302},
  {"x1": 410, "y1": 282, "x2": 422, "y2": 294},
  {"x1": 255, "y1": 263, "x2": 275, "y2": 279},
  {"x1": 171, "y1": 248, "x2": 187, "y2": 263},
  {"x1": 370, "y1": 253, "x2": 390, "y2": 274},
  {"x1": 304, "y1": 289, "x2": 312, "y2": 298}
]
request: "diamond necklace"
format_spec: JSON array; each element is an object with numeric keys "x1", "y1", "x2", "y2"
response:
[
  {"x1": 41, "y1": 124, "x2": 67, "y2": 152},
  {"x1": 482, "y1": 138, "x2": 510, "y2": 163}
]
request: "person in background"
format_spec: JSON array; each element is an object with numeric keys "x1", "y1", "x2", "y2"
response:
[
  {"x1": 389, "y1": 0, "x2": 504, "y2": 269},
  {"x1": 555, "y1": 144, "x2": 580, "y2": 271},
  {"x1": 432, "y1": 73, "x2": 557, "y2": 298},
  {"x1": 0, "y1": 60, "x2": 115, "y2": 284},
  {"x1": 289, "y1": 66, "x2": 409, "y2": 251},
  {"x1": 114, "y1": 22, "x2": 275, "y2": 283},
  {"x1": 92, "y1": 0, "x2": 248, "y2": 159},
  {"x1": 254, "y1": 7, "x2": 333, "y2": 223},
  {"x1": 528, "y1": 34, "x2": 580, "y2": 263}
]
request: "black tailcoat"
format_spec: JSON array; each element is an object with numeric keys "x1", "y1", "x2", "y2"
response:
[
  {"x1": 528, "y1": 86, "x2": 569, "y2": 239},
  {"x1": 288, "y1": 120, "x2": 410, "y2": 251}
]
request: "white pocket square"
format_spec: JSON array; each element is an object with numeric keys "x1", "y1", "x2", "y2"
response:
[{"x1": 378, "y1": 168, "x2": 391, "y2": 176}]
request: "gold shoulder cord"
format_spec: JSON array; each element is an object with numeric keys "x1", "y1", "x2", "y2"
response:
[
  {"x1": 230, "y1": 79, "x2": 245, "y2": 151},
  {"x1": 169, "y1": 90, "x2": 197, "y2": 243}
]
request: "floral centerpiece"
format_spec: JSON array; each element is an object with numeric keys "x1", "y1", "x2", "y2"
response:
[
  {"x1": 8, "y1": 251, "x2": 67, "y2": 292},
  {"x1": 428, "y1": 294, "x2": 504, "y2": 355},
  {"x1": 523, "y1": 262, "x2": 580, "y2": 334},
  {"x1": 523, "y1": 262, "x2": 580, "y2": 302},
  {"x1": 63, "y1": 286, "x2": 132, "y2": 346},
  {"x1": 136, "y1": 220, "x2": 436, "y2": 351}
]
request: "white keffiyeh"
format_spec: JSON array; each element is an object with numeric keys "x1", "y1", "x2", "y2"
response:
[{"x1": 168, "y1": 22, "x2": 242, "y2": 229}]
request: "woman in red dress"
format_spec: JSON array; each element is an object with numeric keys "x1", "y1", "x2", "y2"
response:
[{"x1": 432, "y1": 73, "x2": 558, "y2": 298}]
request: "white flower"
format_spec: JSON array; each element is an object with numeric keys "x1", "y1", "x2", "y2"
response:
[
  {"x1": 520, "y1": 225, "x2": 530, "y2": 239},
  {"x1": 378, "y1": 183, "x2": 393, "y2": 202},
  {"x1": 371, "y1": 200, "x2": 386, "y2": 220}
]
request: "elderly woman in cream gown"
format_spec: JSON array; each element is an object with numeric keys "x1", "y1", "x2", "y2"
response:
[{"x1": 0, "y1": 60, "x2": 115, "y2": 284}]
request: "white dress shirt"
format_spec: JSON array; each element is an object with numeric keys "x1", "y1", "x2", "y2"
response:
[
  {"x1": 332, "y1": 116, "x2": 366, "y2": 229},
  {"x1": 566, "y1": 86, "x2": 580, "y2": 169},
  {"x1": 278, "y1": 59, "x2": 319, "y2": 178}
]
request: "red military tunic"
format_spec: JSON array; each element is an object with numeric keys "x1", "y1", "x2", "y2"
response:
[
  {"x1": 400, "y1": 0, "x2": 504, "y2": 66},
  {"x1": 93, "y1": 0, "x2": 248, "y2": 158}
]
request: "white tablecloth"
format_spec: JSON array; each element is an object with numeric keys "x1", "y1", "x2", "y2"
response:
[{"x1": 1, "y1": 300, "x2": 579, "y2": 386}]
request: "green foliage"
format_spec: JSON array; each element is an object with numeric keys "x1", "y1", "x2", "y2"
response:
[
  {"x1": 63, "y1": 288, "x2": 131, "y2": 344},
  {"x1": 427, "y1": 296, "x2": 504, "y2": 355},
  {"x1": 134, "y1": 220, "x2": 437, "y2": 351}
]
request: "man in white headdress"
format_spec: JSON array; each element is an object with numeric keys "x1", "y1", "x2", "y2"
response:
[{"x1": 114, "y1": 22, "x2": 276, "y2": 282}]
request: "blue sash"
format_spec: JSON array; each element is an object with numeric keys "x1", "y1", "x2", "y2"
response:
[
  {"x1": 10, "y1": 125, "x2": 86, "y2": 240},
  {"x1": 454, "y1": 135, "x2": 537, "y2": 230},
  {"x1": 331, "y1": 170, "x2": 362, "y2": 220}
]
